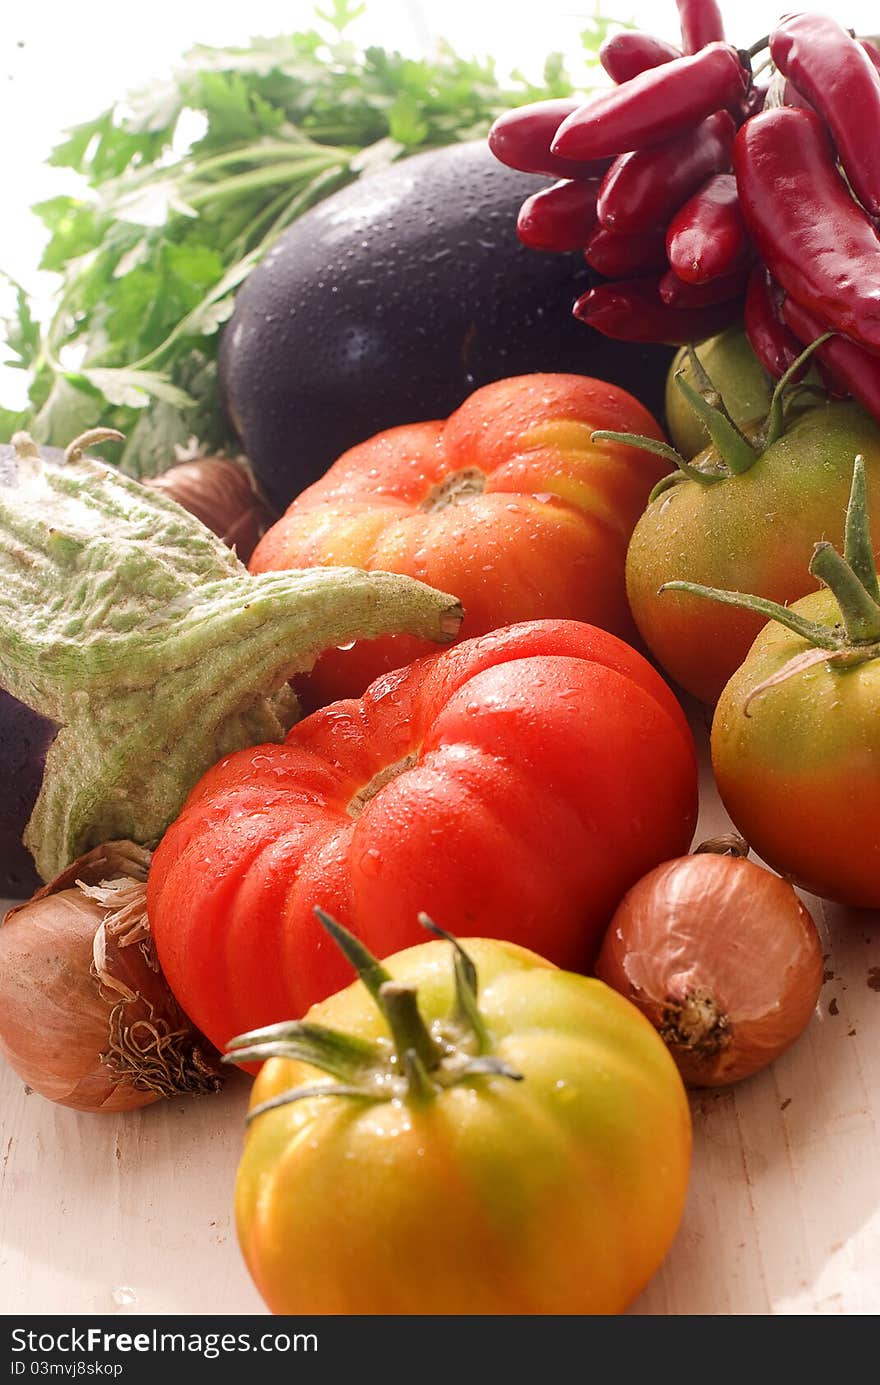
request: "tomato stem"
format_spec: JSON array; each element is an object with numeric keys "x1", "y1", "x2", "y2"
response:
[
  {"x1": 402, "y1": 1049, "x2": 437, "y2": 1104},
  {"x1": 660, "y1": 579, "x2": 843, "y2": 649},
  {"x1": 763, "y1": 333, "x2": 834, "y2": 449},
  {"x1": 810, "y1": 542, "x2": 880, "y2": 642},
  {"x1": 226, "y1": 911, "x2": 524, "y2": 1118},
  {"x1": 419, "y1": 913, "x2": 489, "y2": 1053},
  {"x1": 674, "y1": 347, "x2": 759, "y2": 475},
  {"x1": 380, "y1": 982, "x2": 443, "y2": 1074},
  {"x1": 313, "y1": 908, "x2": 394, "y2": 1009},
  {"x1": 223, "y1": 1019, "x2": 383, "y2": 1082},
  {"x1": 843, "y1": 454, "x2": 880, "y2": 601},
  {"x1": 245, "y1": 1081, "x2": 381, "y2": 1124},
  {"x1": 590, "y1": 430, "x2": 723, "y2": 490}
]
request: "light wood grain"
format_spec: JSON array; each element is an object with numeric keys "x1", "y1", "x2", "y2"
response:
[{"x1": 1, "y1": 721, "x2": 878, "y2": 1317}]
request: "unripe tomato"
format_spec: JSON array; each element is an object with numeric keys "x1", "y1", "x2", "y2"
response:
[
  {"x1": 626, "y1": 401, "x2": 880, "y2": 703},
  {"x1": 234, "y1": 935, "x2": 692, "y2": 1315},
  {"x1": 712, "y1": 588, "x2": 880, "y2": 906}
]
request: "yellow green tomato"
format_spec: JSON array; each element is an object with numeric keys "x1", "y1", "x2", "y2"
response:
[{"x1": 230, "y1": 930, "x2": 692, "y2": 1316}]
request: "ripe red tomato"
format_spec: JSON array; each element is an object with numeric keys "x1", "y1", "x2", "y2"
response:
[
  {"x1": 249, "y1": 373, "x2": 667, "y2": 703},
  {"x1": 147, "y1": 620, "x2": 697, "y2": 1053}
]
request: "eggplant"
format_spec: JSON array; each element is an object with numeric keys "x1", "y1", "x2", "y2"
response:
[
  {"x1": 0, "y1": 443, "x2": 66, "y2": 897},
  {"x1": 0, "y1": 690, "x2": 56, "y2": 898},
  {"x1": 219, "y1": 139, "x2": 674, "y2": 509}
]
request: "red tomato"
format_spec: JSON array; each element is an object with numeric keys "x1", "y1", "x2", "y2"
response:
[
  {"x1": 249, "y1": 374, "x2": 667, "y2": 703},
  {"x1": 147, "y1": 620, "x2": 697, "y2": 1053}
]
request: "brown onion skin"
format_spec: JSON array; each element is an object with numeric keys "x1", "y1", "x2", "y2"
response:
[
  {"x1": 595, "y1": 853, "x2": 823, "y2": 1087},
  {"x1": 0, "y1": 843, "x2": 222, "y2": 1113},
  {"x1": 145, "y1": 457, "x2": 276, "y2": 562}
]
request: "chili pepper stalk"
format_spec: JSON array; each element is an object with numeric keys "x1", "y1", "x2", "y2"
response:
[{"x1": 0, "y1": 433, "x2": 463, "y2": 882}]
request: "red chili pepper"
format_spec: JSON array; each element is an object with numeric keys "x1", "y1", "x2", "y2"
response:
[
  {"x1": 744, "y1": 267, "x2": 804, "y2": 380},
  {"x1": 770, "y1": 13, "x2": 880, "y2": 218},
  {"x1": 738, "y1": 83, "x2": 767, "y2": 121},
  {"x1": 782, "y1": 80, "x2": 813, "y2": 112},
  {"x1": 677, "y1": 0, "x2": 725, "y2": 54},
  {"x1": 666, "y1": 172, "x2": 751, "y2": 284},
  {"x1": 733, "y1": 107, "x2": 880, "y2": 356},
  {"x1": 599, "y1": 31, "x2": 681, "y2": 84},
  {"x1": 596, "y1": 111, "x2": 734, "y2": 235},
  {"x1": 573, "y1": 277, "x2": 742, "y2": 344},
  {"x1": 516, "y1": 178, "x2": 601, "y2": 252},
  {"x1": 783, "y1": 296, "x2": 880, "y2": 421},
  {"x1": 862, "y1": 39, "x2": 880, "y2": 74},
  {"x1": 659, "y1": 264, "x2": 749, "y2": 308},
  {"x1": 584, "y1": 224, "x2": 668, "y2": 277},
  {"x1": 552, "y1": 43, "x2": 749, "y2": 161},
  {"x1": 489, "y1": 101, "x2": 610, "y2": 180}
]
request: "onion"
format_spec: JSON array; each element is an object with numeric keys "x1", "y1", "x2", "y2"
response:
[
  {"x1": 145, "y1": 456, "x2": 276, "y2": 562},
  {"x1": 595, "y1": 841, "x2": 823, "y2": 1086},
  {"x1": 0, "y1": 841, "x2": 223, "y2": 1112}
]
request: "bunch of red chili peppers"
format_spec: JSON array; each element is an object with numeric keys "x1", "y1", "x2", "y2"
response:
[{"x1": 489, "y1": 1, "x2": 880, "y2": 420}]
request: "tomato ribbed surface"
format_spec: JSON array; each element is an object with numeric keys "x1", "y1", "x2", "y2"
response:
[
  {"x1": 148, "y1": 620, "x2": 697, "y2": 1051},
  {"x1": 249, "y1": 374, "x2": 667, "y2": 702}
]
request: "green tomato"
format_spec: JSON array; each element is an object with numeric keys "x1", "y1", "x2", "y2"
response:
[
  {"x1": 233, "y1": 935, "x2": 692, "y2": 1315},
  {"x1": 712, "y1": 587, "x2": 880, "y2": 906},
  {"x1": 665, "y1": 328, "x2": 772, "y2": 459},
  {"x1": 626, "y1": 400, "x2": 880, "y2": 703}
]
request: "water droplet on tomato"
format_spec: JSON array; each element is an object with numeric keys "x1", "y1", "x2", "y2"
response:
[
  {"x1": 359, "y1": 847, "x2": 382, "y2": 878},
  {"x1": 336, "y1": 641, "x2": 356, "y2": 652}
]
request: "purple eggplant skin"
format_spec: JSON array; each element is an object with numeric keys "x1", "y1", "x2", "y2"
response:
[
  {"x1": 0, "y1": 689, "x2": 57, "y2": 898},
  {"x1": 0, "y1": 441, "x2": 66, "y2": 898},
  {"x1": 218, "y1": 139, "x2": 674, "y2": 510}
]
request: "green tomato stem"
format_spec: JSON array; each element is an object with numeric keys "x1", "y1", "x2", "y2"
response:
[
  {"x1": 402, "y1": 1049, "x2": 438, "y2": 1105},
  {"x1": 226, "y1": 911, "x2": 524, "y2": 1120},
  {"x1": 0, "y1": 441, "x2": 463, "y2": 880},
  {"x1": 419, "y1": 913, "x2": 489, "y2": 1053},
  {"x1": 380, "y1": 982, "x2": 443, "y2": 1074},
  {"x1": 763, "y1": 333, "x2": 834, "y2": 449},
  {"x1": 223, "y1": 1019, "x2": 383, "y2": 1084},
  {"x1": 659, "y1": 580, "x2": 844, "y2": 650},
  {"x1": 590, "y1": 431, "x2": 724, "y2": 488},
  {"x1": 674, "y1": 353, "x2": 759, "y2": 475},
  {"x1": 843, "y1": 455, "x2": 880, "y2": 602},
  {"x1": 246, "y1": 1082, "x2": 382, "y2": 1124},
  {"x1": 809, "y1": 542, "x2": 880, "y2": 643},
  {"x1": 313, "y1": 909, "x2": 395, "y2": 1010}
]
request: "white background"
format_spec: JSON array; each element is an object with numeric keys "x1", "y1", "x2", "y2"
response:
[{"x1": 1, "y1": 0, "x2": 878, "y2": 403}]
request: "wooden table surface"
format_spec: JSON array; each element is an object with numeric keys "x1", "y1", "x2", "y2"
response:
[{"x1": 1, "y1": 717, "x2": 878, "y2": 1317}]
